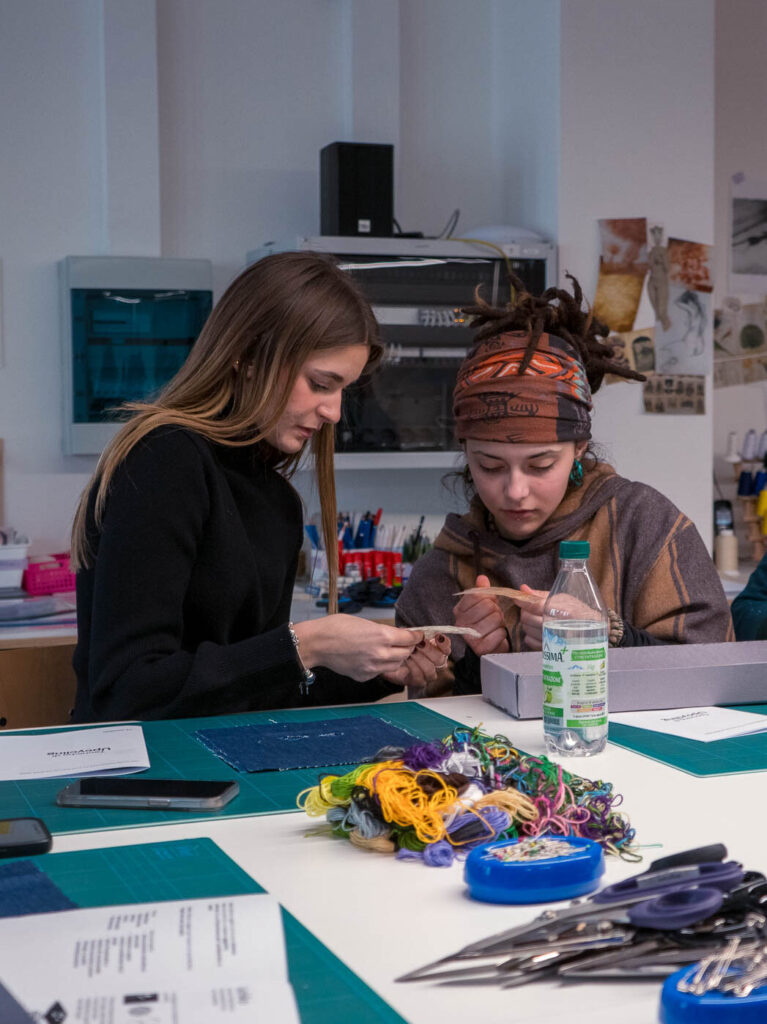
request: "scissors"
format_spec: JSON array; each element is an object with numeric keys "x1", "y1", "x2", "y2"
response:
[
  {"x1": 558, "y1": 874, "x2": 767, "y2": 982},
  {"x1": 397, "y1": 855, "x2": 742, "y2": 984}
]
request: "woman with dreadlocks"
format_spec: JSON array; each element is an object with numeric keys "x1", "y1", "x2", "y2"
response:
[{"x1": 395, "y1": 275, "x2": 733, "y2": 697}]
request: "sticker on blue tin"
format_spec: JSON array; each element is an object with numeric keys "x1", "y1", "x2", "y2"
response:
[{"x1": 465, "y1": 834, "x2": 605, "y2": 905}]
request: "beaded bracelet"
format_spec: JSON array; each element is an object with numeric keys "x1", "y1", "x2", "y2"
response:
[
  {"x1": 287, "y1": 621, "x2": 316, "y2": 695},
  {"x1": 607, "y1": 609, "x2": 625, "y2": 648}
]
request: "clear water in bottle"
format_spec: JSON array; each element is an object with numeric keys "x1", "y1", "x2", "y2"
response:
[{"x1": 542, "y1": 541, "x2": 609, "y2": 757}]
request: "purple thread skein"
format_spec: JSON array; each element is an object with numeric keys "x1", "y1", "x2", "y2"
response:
[
  {"x1": 401, "y1": 740, "x2": 449, "y2": 771},
  {"x1": 423, "y1": 841, "x2": 454, "y2": 867}
]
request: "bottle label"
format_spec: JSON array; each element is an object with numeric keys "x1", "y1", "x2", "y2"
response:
[{"x1": 542, "y1": 627, "x2": 608, "y2": 728}]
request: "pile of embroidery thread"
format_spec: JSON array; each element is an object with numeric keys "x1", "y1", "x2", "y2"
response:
[{"x1": 298, "y1": 727, "x2": 635, "y2": 867}]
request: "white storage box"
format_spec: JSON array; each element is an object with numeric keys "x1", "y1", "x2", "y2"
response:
[
  {"x1": 0, "y1": 544, "x2": 29, "y2": 588},
  {"x1": 480, "y1": 641, "x2": 767, "y2": 719}
]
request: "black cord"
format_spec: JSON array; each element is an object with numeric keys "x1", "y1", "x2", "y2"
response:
[
  {"x1": 392, "y1": 208, "x2": 461, "y2": 239},
  {"x1": 437, "y1": 208, "x2": 460, "y2": 239}
]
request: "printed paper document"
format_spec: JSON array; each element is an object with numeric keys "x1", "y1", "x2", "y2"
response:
[
  {"x1": 610, "y1": 706, "x2": 767, "y2": 743},
  {"x1": 0, "y1": 893, "x2": 299, "y2": 1023},
  {"x1": 0, "y1": 724, "x2": 149, "y2": 780}
]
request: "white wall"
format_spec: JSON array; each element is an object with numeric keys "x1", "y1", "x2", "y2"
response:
[
  {"x1": 0, "y1": 0, "x2": 727, "y2": 553},
  {"x1": 559, "y1": 0, "x2": 716, "y2": 549},
  {"x1": 0, "y1": 1, "x2": 107, "y2": 549},
  {"x1": 156, "y1": 0, "x2": 352, "y2": 294},
  {"x1": 712, "y1": 0, "x2": 767, "y2": 556},
  {"x1": 397, "y1": 0, "x2": 502, "y2": 237},
  {"x1": 492, "y1": 0, "x2": 560, "y2": 242}
]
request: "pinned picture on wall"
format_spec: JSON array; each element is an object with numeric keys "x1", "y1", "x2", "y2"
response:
[
  {"x1": 714, "y1": 298, "x2": 767, "y2": 358},
  {"x1": 654, "y1": 284, "x2": 712, "y2": 375},
  {"x1": 713, "y1": 299, "x2": 767, "y2": 388},
  {"x1": 667, "y1": 238, "x2": 713, "y2": 293},
  {"x1": 593, "y1": 217, "x2": 648, "y2": 331},
  {"x1": 647, "y1": 224, "x2": 671, "y2": 329},
  {"x1": 604, "y1": 327, "x2": 655, "y2": 383},
  {"x1": 742, "y1": 353, "x2": 767, "y2": 384},
  {"x1": 642, "y1": 374, "x2": 705, "y2": 415},
  {"x1": 714, "y1": 358, "x2": 745, "y2": 389},
  {"x1": 730, "y1": 175, "x2": 767, "y2": 293}
]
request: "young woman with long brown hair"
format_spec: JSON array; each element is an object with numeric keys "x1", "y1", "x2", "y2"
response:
[{"x1": 70, "y1": 252, "x2": 439, "y2": 721}]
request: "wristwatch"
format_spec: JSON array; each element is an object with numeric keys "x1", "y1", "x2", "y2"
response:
[{"x1": 607, "y1": 609, "x2": 625, "y2": 648}]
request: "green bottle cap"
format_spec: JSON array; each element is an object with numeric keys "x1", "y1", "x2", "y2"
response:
[{"x1": 559, "y1": 540, "x2": 590, "y2": 559}]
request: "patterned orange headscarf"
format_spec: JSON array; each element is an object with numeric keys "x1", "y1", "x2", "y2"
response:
[{"x1": 453, "y1": 331, "x2": 593, "y2": 443}]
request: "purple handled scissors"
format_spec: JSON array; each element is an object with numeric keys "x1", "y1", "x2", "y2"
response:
[
  {"x1": 461, "y1": 860, "x2": 743, "y2": 954},
  {"x1": 397, "y1": 859, "x2": 743, "y2": 982}
]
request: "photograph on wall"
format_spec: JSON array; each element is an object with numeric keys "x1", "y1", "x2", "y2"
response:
[
  {"x1": 642, "y1": 374, "x2": 705, "y2": 415},
  {"x1": 714, "y1": 298, "x2": 767, "y2": 358},
  {"x1": 713, "y1": 298, "x2": 767, "y2": 387},
  {"x1": 714, "y1": 358, "x2": 745, "y2": 389},
  {"x1": 667, "y1": 238, "x2": 713, "y2": 293},
  {"x1": 593, "y1": 217, "x2": 649, "y2": 332},
  {"x1": 604, "y1": 327, "x2": 655, "y2": 383},
  {"x1": 647, "y1": 224, "x2": 671, "y2": 329},
  {"x1": 654, "y1": 284, "x2": 712, "y2": 375},
  {"x1": 742, "y1": 354, "x2": 767, "y2": 384},
  {"x1": 730, "y1": 175, "x2": 767, "y2": 293}
]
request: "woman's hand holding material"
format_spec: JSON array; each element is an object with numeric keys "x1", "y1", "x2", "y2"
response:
[
  {"x1": 382, "y1": 632, "x2": 452, "y2": 689},
  {"x1": 291, "y1": 616, "x2": 420, "y2": 681},
  {"x1": 452, "y1": 574, "x2": 510, "y2": 656},
  {"x1": 516, "y1": 584, "x2": 549, "y2": 650},
  {"x1": 518, "y1": 588, "x2": 599, "y2": 650}
]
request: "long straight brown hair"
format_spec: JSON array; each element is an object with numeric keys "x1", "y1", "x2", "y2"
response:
[{"x1": 70, "y1": 251, "x2": 382, "y2": 613}]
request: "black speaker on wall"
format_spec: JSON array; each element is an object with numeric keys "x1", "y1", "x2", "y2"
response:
[{"x1": 320, "y1": 141, "x2": 394, "y2": 237}]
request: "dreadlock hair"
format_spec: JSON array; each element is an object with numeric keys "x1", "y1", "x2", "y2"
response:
[{"x1": 462, "y1": 272, "x2": 646, "y2": 394}]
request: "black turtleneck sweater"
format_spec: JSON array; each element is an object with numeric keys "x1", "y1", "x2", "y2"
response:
[{"x1": 73, "y1": 427, "x2": 395, "y2": 722}]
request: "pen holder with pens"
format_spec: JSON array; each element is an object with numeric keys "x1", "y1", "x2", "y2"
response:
[{"x1": 725, "y1": 428, "x2": 767, "y2": 564}]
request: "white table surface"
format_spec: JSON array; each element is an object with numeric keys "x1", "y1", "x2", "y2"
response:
[{"x1": 44, "y1": 695, "x2": 764, "y2": 1024}]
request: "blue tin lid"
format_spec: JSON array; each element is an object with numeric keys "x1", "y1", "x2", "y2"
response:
[
  {"x1": 464, "y1": 834, "x2": 605, "y2": 904},
  {"x1": 661, "y1": 964, "x2": 767, "y2": 1022}
]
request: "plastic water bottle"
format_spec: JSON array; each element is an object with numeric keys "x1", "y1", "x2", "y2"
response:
[{"x1": 542, "y1": 540, "x2": 608, "y2": 757}]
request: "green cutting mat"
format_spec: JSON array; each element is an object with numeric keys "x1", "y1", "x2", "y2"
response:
[
  {"x1": 8, "y1": 837, "x2": 405, "y2": 1024},
  {"x1": 0, "y1": 702, "x2": 464, "y2": 835},
  {"x1": 608, "y1": 703, "x2": 767, "y2": 777}
]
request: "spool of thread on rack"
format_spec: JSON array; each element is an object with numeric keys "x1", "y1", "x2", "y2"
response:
[{"x1": 714, "y1": 530, "x2": 738, "y2": 573}]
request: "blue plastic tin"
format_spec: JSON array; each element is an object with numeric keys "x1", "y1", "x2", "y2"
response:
[
  {"x1": 661, "y1": 964, "x2": 767, "y2": 1022},
  {"x1": 463, "y1": 834, "x2": 605, "y2": 904}
]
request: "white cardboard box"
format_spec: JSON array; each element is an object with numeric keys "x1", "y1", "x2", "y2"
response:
[{"x1": 480, "y1": 641, "x2": 767, "y2": 719}]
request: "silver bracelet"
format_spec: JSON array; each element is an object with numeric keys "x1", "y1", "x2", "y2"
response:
[{"x1": 287, "y1": 621, "x2": 316, "y2": 695}]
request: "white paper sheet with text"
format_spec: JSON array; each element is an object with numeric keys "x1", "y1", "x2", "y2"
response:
[
  {"x1": 0, "y1": 725, "x2": 150, "y2": 780},
  {"x1": 0, "y1": 894, "x2": 299, "y2": 1023},
  {"x1": 610, "y1": 706, "x2": 767, "y2": 743}
]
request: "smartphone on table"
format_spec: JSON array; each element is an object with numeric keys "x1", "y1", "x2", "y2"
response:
[
  {"x1": 0, "y1": 818, "x2": 53, "y2": 857},
  {"x1": 56, "y1": 777, "x2": 239, "y2": 811}
]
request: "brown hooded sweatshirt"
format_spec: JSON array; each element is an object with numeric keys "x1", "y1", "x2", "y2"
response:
[{"x1": 395, "y1": 463, "x2": 734, "y2": 695}]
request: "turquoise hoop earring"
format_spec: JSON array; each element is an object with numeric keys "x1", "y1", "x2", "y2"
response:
[{"x1": 569, "y1": 458, "x2": 584, "y2": 487}]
